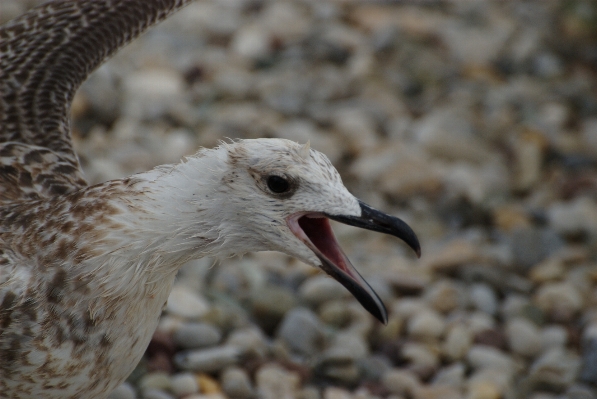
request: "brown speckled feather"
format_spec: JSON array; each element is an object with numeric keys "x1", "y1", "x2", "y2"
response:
[
  {"x1": 0, "y1": 0, "x2": 191, "y2": 204},
  {"x1": 0, "y1": 1, "x2": 193, "y2": 398}
]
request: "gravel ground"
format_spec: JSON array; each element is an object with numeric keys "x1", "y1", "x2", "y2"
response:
[{"x1": 3, "y1": 1, "x2": 597, "y2": 398}]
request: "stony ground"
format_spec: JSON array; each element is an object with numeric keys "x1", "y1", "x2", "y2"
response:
[{"x1": 3, "y1": 1, "x2": 597, "y2": 398}]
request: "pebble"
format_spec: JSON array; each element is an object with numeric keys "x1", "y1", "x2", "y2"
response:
[
  {"x1": 256, "y1": 364, "x2": 301, "y2": 399},
  {"x1": 510, "y1": 228, "x2": 564, "y2": 270},
  {"x1": 166, "y1": 286, "x2": 210, "y2": 319},
  {"x1": 251, "y1": 285, "x2": 298, "y2": 333},
  {"x1": 505, "y1": 318, "x2": 542, "y2": 357},
  {"x1": 469, "y1": 283, "x2": 498, "y2": 316},
  {"x1": 174, "y1": 346, "x2": 240, "y2": 372},
  {"x1": 323, "y1": 387, "x2": 352, "y2": 399},
  {"x1": 529, "y1": 348, "x2": 581, "y2": 391},
  {"x1": 108, "y1": 383, "x2": 137, "y2": 399},
  {"x1": 432, "y1": 362, "x2": 465, "y2": 389},
  {"x1": 407, "y1": 309, "x2": 446, "y2": 339},
  {"x1": 139, "y1": 373, "x2": 172, "y2": 392},
  {"x1": 580, "y1": 339, "x2": 597, "y2": 384},
  {"x1": 299, "y1": 275, "x2": 351, "y2": 305},
  {"x1": 226, "y1": 327, "x2": 269, "y2": 358},
  {"x1": 534, "y1": 281, "x2": 584, "y2": 321},
  {"x1": 170, "y1": 373, "x2": 199, "y2": 397},
  {"x1": 277, "y1": 307, "x2": 325, "y2": 356},
  {"x1": 172, "y1": 322, "x2": 222, "y2": 349},
  {"x1": 401, "y1": 342, "x2": 440, "y2": 378},
  {"x1": 467, "y1": 345, "x2": 516, "y2": 373},
  {"x1": 382, "y1": 369, "x2": 422, "y2": 397},
  {"x1": 442, "y1": 324, "x2": 473, "y2": 361},
  {"x1": 141, "y1": 389, "x2": 175, "y2": 399},
  {"x1": 540, "y1": 325, "x2": 568, "y2": 350},
  {"x1": 221, "y1": 367, "x2": 254, "y2": 399},
  {"x1": 424, "y1": 280, "x2": 464, "y2": 314},
  {"x1": 548, "y1": 197, "x2": 597, "y2": 235}
]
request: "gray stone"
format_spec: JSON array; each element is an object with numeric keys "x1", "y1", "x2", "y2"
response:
[
  {"x1": 170, "y1": 373, "x2": 199, "y2": 397},
  {"x1": 529, "y1": 348, "x2": 581, "y2": 390},
  {"x1": 174, "y1": 345, "x2": 240, "y2": 372},
  {"x1": 166, "y1": 285, "x2": 210, "y2": 319},
  {"x1": 256, "y1": 363, "x2": 301, "y2": 399},
  {"x1": 506, "y1": 318, "x2": 542, "y2": 357},
  {"x1": 108, "y1": 383, "x2": 137, "y2": 399},
  {"x1": 580, "y1": 339, "x2": 597, "y2": 384},
  {"x1": 299, "y1": 275, "x2": 350, "y2": 305},
  {"x1": 277, "y1": 307, "x2": 325, "y2": 356},
  {"x1": 221, "y1": 367, "x2": 254, "y2": 399},
  {"x1": 140, "y1": 389, "x2": 175, "y2": 399},
  {"x1": 382, "y1": 368, "x2": 422, "y2": 397},
  {"x1": 470, "y1": 283, "x2": 498, "y2": 315},
  {"x1": 226, "y1": 327, "x2": 269, "y2": 358},
  {"x1": 510, "y1": 228, "x2": 564, "y2": 271},
  {"x1": 172, "y1": 322, "x2": 222, "y2": 349}
]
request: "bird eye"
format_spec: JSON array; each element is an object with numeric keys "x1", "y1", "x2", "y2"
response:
[{"x1": 267, "y1": 175, "x2": 290, "y2": 193}]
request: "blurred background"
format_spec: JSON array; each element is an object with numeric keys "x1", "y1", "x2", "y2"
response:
[{"x1": 3, "y1": 1, "x2": 597, "y2": 398}]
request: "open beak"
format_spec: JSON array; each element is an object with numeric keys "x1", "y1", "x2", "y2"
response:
[{"x1": 287, "y1": 200, "x2": 421, "y2": 324}]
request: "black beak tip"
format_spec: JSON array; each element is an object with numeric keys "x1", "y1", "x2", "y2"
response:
[
  {"x1": 413, "y1": 241, "x2": 422, "y2": 259},
  {"x1": 375, "y1": 304, "x2": 389, "y2": 325}
]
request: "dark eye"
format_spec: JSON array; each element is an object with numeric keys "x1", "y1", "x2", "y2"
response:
[{"x1": 267, "y1": 175, "x2": 290, "y2": 193}]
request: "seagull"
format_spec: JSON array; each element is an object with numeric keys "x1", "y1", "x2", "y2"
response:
[{"x1": 0, "y1": 1, "x2": 420, "y2": 398}]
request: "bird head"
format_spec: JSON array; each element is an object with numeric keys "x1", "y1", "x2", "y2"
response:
[{"x1": 181, "y1": 139, "x2": 420, "y2": 324}]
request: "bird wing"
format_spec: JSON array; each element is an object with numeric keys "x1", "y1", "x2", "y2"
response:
[{"x1": 0, "y1": 0, "x2": 192, "y2": 204}]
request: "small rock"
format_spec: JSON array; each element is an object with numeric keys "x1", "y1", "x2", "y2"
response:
[
  {"x1": 171, "y1": 373, "x2": 199, "y2": 397},
  {"x1": 529, "y1": 258, "x2": 565, "y2": 284},
  {"x1": 467, "y1": 380, "x2": 502, "y2": 399},
  {"x1": 432, "y1": 362, "x2": 465, "y2": 389},
  {"x1": 467, "y1": 345, "x2": 516, "y2": 373},
  {"x1": 141, "y1": 389, "x2": 175, "y2": 399},
  {"x1": 506, "y1": 318, "x2": 542, "y2": 357},
  {"x1": 580, "y1": 339, "x2": 597, "y2": 384},
  {"x1": 174, "y1": 346, "x2": 240, "y2": 372},
  {"x1": 529, "y1": 348, "x2": 581, "y2": 391},
  {"x1": 166, "y1": 286, "x2": 210, "y2": 319},
  {"x1": 173, "y1": 322, "x2": 222, "y2": 349},
  {"x1": 564, "y1": 384, "x2": 597, "y2": 399},
  {"x1": 358, "y1": 355, "x2": 392, "y2": 381},
  {"x1": 407, "y1": 309, "x2": 446, "y2": 339},
  {"x1": 469, "y1": 283, "x2": 498, "y2": 316},
  {"x1": 108, "y1": 383, "x2": 137, "y2": 399},
  {"x1": 277, "y1": 307, "x2": 325, "y2": 356},
  {"x1": 231, "y1": 24, "x2": 271, "y2": 59},
  {"x1": 323, "y1": 387, "x2": 352, "y2": 399},
  {"x1": 548, "y1": 197, "x2": 597, "y2": 235},
  {"x1": 251, "y1": 285, "x2": 298, "y2": 333},
  {"x1": 221, "y1": 367, "x2": 254, "y2": 399},
  {"x1": 123, "y1": 68, "x2": 184, "y2": 120},
  {"x1": 534, "y1": 282, "x2": 584, "y2": 321},
  {"x1": 510, "y1": 227, "x2": 564, "y2": 271},
  {"x1": 299, "y1": 275, "x2": 350, "y2": 305},
  {"x1": 402, "y1": 342, "x2": 440, "y2": 378},
  {"x1": 319, "y1": 300, "x2": 352, "y2": 327},
  {"x1": 226, "y1": 327, "x2": 269, "y2": 358},
  {"x1": 256, "y1": 363, "x2": 301, "y2": 399},
  {"x1": 540, "y1": 325, "x2": 568, "y2": 350},
  {"x1": 424, "y1": 280, "x2": 464, "y2": 314},
  {"x1": 382, "y1": 368, "x2": 422, "y2": 397},
  {"x1": 442, "y1": 324, "x2": 472, "y2": 361},
  {"x1": 139, "y1": 373, "x2": 172, "y2": 392}
]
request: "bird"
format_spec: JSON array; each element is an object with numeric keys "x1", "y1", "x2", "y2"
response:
[{"x1": 0, "y1": 1, "x2": 420, "y2": 398}]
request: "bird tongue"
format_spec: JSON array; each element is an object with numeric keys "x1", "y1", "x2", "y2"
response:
[
  {"x1": 295, "y1": 215, "x2": 388, "y2": 324},
  {"x1": 298, "y1": 216, "x2": 347, "y2": 272}
]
